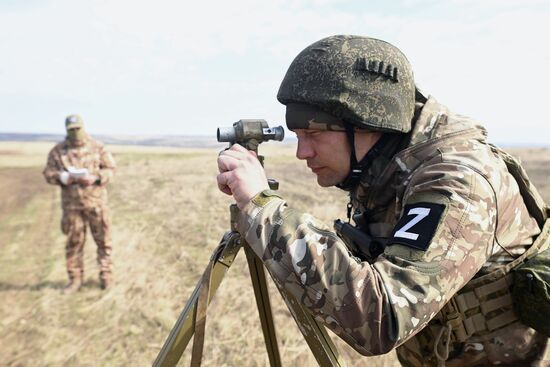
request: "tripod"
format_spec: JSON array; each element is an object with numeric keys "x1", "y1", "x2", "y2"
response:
[{"x1": 152, "y1": 120, "x2": 344, "y2": 367}]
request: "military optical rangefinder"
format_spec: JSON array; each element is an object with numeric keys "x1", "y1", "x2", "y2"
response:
[
  {"x1": 217, "y1": 119, "x2": 284, "y2": 149},
  {"x1": 217, "y1": 119, "x2": 284, "y2": 190}
]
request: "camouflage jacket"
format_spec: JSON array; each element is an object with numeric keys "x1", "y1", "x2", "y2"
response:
[
  {"x1": 237, "y1": 96, "x2": 548, "y2": 365},
  {"x1": 43, "y1": 136, "x2": 116, "y2": 211}
]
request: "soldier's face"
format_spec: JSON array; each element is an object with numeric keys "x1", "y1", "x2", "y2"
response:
[
  {"x1": 67, "y1": 126, "x2": 85, "y2": 141},
  {"x1": 294, "y1": 129, "x2": 350, "y2": 187}
]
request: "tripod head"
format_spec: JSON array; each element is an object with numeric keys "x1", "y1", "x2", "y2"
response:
[{"x1": 217, "y1": 119, "x2": 284, "y2": 152}]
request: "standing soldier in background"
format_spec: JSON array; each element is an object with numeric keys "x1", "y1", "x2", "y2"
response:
[
  {"x1": 217, "y1": 35, "x2": 549, "y2": 365},
  {"x1": 43, "y1": 114, "x2": 116, "y2": 294}
]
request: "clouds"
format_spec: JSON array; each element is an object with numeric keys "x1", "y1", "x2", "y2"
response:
[{"x1": 0, "y1": 0, "x2": 548, "y2": 144}]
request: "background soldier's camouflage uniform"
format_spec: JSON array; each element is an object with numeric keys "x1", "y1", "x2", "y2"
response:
[
  {"x1": 43, "y1": 135, "x2": 116, "y2": 288},
  {"x1": 236, "y1": 96, "x2": 549, "y2": 365}
]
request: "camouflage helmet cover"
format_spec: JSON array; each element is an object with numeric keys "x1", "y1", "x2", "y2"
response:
[{"x1": 278, "y1": 35, "x2": 415, "y2": 133}]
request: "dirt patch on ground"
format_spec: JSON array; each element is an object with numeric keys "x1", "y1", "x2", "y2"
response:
[{"x1": 0, "y1": 167, "x2": 54, "y2": 224}]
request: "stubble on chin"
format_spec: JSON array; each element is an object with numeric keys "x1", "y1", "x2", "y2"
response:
[{"x1": 316, "y1": 175, "x2": 337, "y2": 187}]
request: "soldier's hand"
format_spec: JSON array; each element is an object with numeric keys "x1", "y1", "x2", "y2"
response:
[
  {"x1": 59, "y1": 171, "x2": 75, "y2": 185},
  {"x1": 217, "y1": 144, "x2": 269, "y2": 210},
  {"x1": 78, "y1": 174, "x2": 99, "y2": 186}
]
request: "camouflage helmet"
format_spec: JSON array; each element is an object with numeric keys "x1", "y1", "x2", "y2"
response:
[{"x1": 277, "y1": 35, "x2": 415, "y2": 133}]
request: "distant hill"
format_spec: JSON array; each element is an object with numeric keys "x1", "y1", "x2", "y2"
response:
[
  {"x1": 0, "y1": 132, "x2": 297, "y2": 148},
  {"x1": 0, "y1": 132, "x2": 227, "y2": 148},
  {"x1": 1, "y1": 132, "x2": 543, "y2": 150}
]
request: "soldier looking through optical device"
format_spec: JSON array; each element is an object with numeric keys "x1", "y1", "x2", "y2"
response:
[{"x1": 217, "y1": 35, "x2": 550, "y2": 366}]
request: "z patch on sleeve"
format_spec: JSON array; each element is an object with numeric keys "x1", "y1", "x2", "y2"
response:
[{"x1": 390, "y1": 202, "x2": 446, "y2": 251}]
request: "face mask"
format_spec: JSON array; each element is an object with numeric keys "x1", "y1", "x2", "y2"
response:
[{"x1": 67, "y1": 127, "x2": 86, "y2": 143}]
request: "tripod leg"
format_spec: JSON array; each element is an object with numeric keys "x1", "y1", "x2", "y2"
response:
[
  {"x1": 153, "y1": 231, "x2": 242, "y2": 367},
  {"x1": 154, "y1": 215, "x2": 343, "y2": 366},
  {"x1": 244, "y1": 245, "x2": 282, "y2": 367},
  {"x1": 272, "y1": 279, "x2": 345, "y2": 367}
]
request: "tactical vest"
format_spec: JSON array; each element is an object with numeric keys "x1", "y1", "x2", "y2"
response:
[{"x1": 435, "y1": 145, "x2": 550, "y2": 362}]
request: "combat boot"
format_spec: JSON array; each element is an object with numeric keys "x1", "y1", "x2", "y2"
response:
[
  {"x1": 62, "y1": 278, "x2": 82, "y2": 294},
  {"x1": 99, "y1": 273, "x2": 112, "y2": 290}
]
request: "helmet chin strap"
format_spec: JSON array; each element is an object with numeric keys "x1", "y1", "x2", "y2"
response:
[{"x1": 336, "y1": 124, "x2": 389, "y2": 191}]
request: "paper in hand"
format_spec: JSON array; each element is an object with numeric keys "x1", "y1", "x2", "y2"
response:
[{"x1": 68, "y1": 166, "x2": 89, "y2": 178}]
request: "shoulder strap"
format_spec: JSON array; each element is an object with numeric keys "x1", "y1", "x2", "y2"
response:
[{"x1": 490, "y1": 145, "x2": 549, "y2": 227}]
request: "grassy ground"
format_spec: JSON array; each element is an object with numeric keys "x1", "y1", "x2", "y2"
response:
[{"x1": 0, "y1": 141, "x2": 548, "y2": 367}]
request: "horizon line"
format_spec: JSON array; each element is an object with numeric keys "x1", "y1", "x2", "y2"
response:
[{"x1": 0, "y1": 132, "x2": 548, "y2": 148}]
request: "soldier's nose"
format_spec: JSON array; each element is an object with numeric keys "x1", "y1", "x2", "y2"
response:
[{"x1": 296, "y1": 139, "x2": 315, "y2": 160}]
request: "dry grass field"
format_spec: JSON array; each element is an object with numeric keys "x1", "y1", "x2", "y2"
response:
[{"x1": 0, "y1": 141, "x2": 548, "y2": 367}]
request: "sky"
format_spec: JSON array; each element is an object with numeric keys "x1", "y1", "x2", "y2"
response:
[{"x1": 0, "y1": 0, "x2": 549, "y2": 145}]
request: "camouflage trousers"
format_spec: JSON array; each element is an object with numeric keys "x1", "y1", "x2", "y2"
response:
[{"x1": 61, "y1": 205, "x2": 112, "y2": 282}]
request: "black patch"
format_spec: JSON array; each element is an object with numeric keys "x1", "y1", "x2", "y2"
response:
[
  {"x1": 390, "y1": 202, "x2": 445, "y2": 251},
  {"x1": 255, "y1": 224, "x2": 263, "y2": 238},
  {"x1": 411, "y1": 284, "x2": 424, "y2": 293}
]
